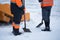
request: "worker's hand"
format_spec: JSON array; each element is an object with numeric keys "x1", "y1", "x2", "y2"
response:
[{"x1": 38, "y1": 0, "x2": 42, "y2": 2}]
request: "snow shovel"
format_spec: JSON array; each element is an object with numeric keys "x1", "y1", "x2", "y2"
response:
[
  {"x1": 23, "y1": 13, "x2": 31, "y2": 32},
  {"x1": 36, "y1": 19, "x2": 43, "y2": 28}
]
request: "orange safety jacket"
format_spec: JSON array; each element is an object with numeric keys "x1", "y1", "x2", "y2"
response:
[
  {"x1": 11, "y1": 0, "x2": 25, "y2": 7},
  {"x1": 41, "y1": 0, "x2": 53, "y2": 7}
]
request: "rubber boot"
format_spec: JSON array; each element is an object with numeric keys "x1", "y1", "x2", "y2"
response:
[
  {"x1": 15, "y1": 29, "x2": 22, "y2": 35},
  {"x1": 12, "y1": 27, "x2": 15, "y2": 33},
  {"x1": 41, "y1": 21, "x2": 51, "y2": 31},
  {"x1": 41, "y1": 27, "x2": 50, "y2": 31},
  {"x1": 12, "y1": 27, "x2": 22, "y2": 36}
]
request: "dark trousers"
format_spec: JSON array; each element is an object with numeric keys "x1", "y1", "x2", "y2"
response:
[
  {"x1": 11, "y1": 3, "x2": 24, "y2": 24},
  {"x1": 42, "y1": 6, "x2": 52, "y2": 27}
]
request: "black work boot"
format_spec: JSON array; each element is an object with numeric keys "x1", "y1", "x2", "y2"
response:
[
  {"x1": 41, "y1": 27, "x2": 50, "y2": 31},
  {"x1": 16, "y1": 29, "x2": 22, "y2": 35},
  {"x1": 12, "y1": 27, "x2": 15, "y2": 33},
  {"x1": 12, "y1": 27, "x2": 22, "y2": 36},
  {"x1": 41, "y1": 21, "x2": 51, "y2": 31}
]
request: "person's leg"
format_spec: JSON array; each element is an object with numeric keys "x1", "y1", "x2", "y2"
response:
[
  {"x1": 12, "y1": 8, "x2": 24, "y2": 35},
  {"x1": 12, "y1": 13, "x2": 22, "y2": 35},
  {"x1": 11, "y1": 3, "x2": 23, "y2": 35},
  {"x1": 41, "y1": 6, "x2": 52, "y2": 31}
]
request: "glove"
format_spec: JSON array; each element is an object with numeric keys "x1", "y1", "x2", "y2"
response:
[{"x1": 38, "y1": 0, "x2": 42, "y2": 2}]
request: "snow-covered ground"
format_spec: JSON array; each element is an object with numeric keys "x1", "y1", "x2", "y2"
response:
[{"x1": 0, "y1": 0, "x2": 60, "y2": 40}]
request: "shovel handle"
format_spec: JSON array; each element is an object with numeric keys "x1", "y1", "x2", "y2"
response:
[{"x1": 24, "y1": 11, "x2": 26, "y2": 28}]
